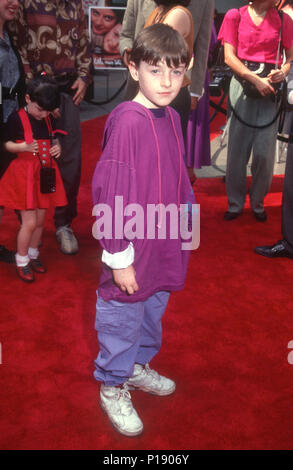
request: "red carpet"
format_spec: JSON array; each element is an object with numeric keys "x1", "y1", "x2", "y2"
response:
[
  {"x1": 209, "y1": 95, "x2": 227, "y2": 141},
  {"x1": 1, "y1": 113, "x2": 293, "y2": 450}
]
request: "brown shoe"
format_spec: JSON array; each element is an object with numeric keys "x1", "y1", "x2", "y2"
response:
[
  {"x1": 16, "y1": 264, "x2": 34, "y2": 282},
  {"x1": 30, "y1": 258, "x2": 47, "y2": 273}
]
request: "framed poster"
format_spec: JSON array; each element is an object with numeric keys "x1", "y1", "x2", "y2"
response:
[
  {"x1": 89, "y1": 6, "x2": 126, "y2": 70},
  {"x1": 82, "y1": 0, "x2": 102, "y2": 15}
]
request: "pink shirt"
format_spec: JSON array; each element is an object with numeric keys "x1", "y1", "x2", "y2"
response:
[{"x1": 218, "y1": 5, "x2": 293, "y2": 65}]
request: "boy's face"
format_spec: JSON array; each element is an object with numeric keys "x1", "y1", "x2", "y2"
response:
[
  {"x1": 129, "y1": 59, "x2": 186, "y2": 109},
  {"x1": 25, "y1": 95, "x2": 50, "y2": 120}
]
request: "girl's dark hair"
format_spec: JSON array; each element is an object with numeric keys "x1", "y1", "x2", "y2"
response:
[
  {"x1": 129, "y1": 23, "x2": 191, "y2": 68},
  {"x1": 26, "y1": 76, "x2": 61, "y2": 111}
]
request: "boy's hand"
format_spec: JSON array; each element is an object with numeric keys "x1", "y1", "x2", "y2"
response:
[
  {"x1": 50, "y1": 143, "x2": 61, "y2": 159},
  {"x1": 113, "y1": 265, "x2": 139, "y2": 295}
]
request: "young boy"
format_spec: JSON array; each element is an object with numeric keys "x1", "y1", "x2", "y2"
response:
[{"x1": 92, "y1": 23, "x2": 195, "y2": 436}]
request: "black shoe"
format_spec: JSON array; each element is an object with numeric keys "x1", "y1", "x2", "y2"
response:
[
  {"x1": 253, "y1": 211, "x2": 267, "y2": 222},
  {"x1": 30, "y1": 258, "x2": 47, "y2": 274},
  {"x1": 0, "y1": 245, "x2": 16, "y2": 264},
  {"x1": 224, "y1": 211, "x2": 241, "y2": 221},
  {"x1": 254, "y1": 240, "x2": 293, "y2": 258}
]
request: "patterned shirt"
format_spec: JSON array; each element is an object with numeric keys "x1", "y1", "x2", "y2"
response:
[
  {"x1": 8, "y1": 0, "x2": 91, "y2": 82},
  {"x1": 0, "y1": 29, "x2": 20, "y2": 122}
]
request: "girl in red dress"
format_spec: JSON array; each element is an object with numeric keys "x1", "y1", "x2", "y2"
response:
[{"x1": 0, "y1": 76, "x2": 67, "y2": 282}]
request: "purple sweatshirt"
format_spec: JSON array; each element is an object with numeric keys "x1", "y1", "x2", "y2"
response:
[{"x1": 92, "y1": 101, "x2": 195, "y2": 303}]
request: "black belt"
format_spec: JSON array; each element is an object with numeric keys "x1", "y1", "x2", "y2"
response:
[{"x1": 2, "y1": 86, "x2": 18, "y2": 100}]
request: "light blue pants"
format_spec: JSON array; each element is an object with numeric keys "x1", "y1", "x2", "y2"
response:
[{"x1": 94, "y1": 291, "x2": 170, "y2": 386}]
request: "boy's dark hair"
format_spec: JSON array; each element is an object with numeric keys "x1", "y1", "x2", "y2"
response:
[
  {"x1": 26, "y1": 76, "x2": 61, "y2": 111},
  {"x1": 129, "y1": 23, "x2": 191, "y2": 68}
]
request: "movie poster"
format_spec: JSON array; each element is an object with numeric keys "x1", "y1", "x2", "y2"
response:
[{"x1": 89, "y1": 6, "x2": 126, "y2": 70}]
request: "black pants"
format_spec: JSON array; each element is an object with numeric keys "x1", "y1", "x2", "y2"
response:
[
  {"x1": 282, "y1": 114, "x2": 293, "y2": 251},
  {"x1": 169, "y1": 85, "x2": 191, "y2": 142},
  {"x1": 54, "y1": 93, "x2": 81, "y2": 229}
]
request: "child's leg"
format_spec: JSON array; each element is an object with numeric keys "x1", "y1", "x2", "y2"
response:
[
  {"x1": 135, "y1": 291, "x2": 170, "y2": 365},
  {"x1": 15, "y1": 210, "x2": 37, "y2": 282},
  {"x1": 17, "y1": 208, "x2": 46, "y2": 258},
  {"x1": 95, "y1": 293, "x2": 145, "y2": 436},
  {"x1": 125, "y1": 291, "x2": 175, "y2": 396},
  {"x1": 28, "y1": 209, "x2": 47, "y2": 273},
  {"x1": 29, "y1": 208, "x2": 46, "y2": 250},
  {"x1": 17, "y1": 210, "x2": 37, "y2": 258},
  {"x1": 94, "y1": 293, "x2": 145, "y2": 386}
]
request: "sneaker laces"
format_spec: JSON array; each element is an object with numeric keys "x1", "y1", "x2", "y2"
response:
[
  {"x1": 144, "y1": 364, "x2": 161, "y2": 383},
  {"x1": 111, "y1": 384, "x2": 133, "y2": 416},
  {"x1": 58, "y1": 226, "x2": 74, "y2": 239}
]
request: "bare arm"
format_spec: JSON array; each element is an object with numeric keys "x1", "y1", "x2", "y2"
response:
[
  {"x1": 162, "y1": 8, "x2": 191, "y2": 38},
  {"x1": 268, "y1": 44, "x2": 293, "y2": 83},
  {"x1": 5, "y1": 140, "x2": 38, "y2": 154}
]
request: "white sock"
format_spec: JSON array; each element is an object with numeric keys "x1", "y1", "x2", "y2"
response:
[
  {"x1": 15, "y1": 253, "x2": 30, "y2": 267},
  {"x1": 28, "y1": 247, "x2": 39, "y2": 260}
]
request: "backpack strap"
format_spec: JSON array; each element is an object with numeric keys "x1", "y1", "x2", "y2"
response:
[
  {"x1": 45, "y1": 115, "x2": 53, "y2": 136},
  {"x1": 18, "y1": 108, "x2": 34, "y2": 144},
  {"x1": 18, "y1": 108, "x2": 58, "y2": 140},
  {"x1": 45, "y1": 115, "x2": 67, "y2": 138}
]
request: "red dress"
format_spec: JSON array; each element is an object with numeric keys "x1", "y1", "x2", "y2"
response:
[{"x1": 0, "y1": 109, "x2": 67, "y2": 210}]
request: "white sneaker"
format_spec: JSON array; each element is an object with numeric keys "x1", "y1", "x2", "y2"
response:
[
  {"x1": 100, "y1": 383, "x2": 143, "y2": 437},
  {"x1": 126, "y1": 363, "x2": 176, "y2": 396},
  {"x1": 56, "y1": 225, "x2": 78, "y2": 255}
]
